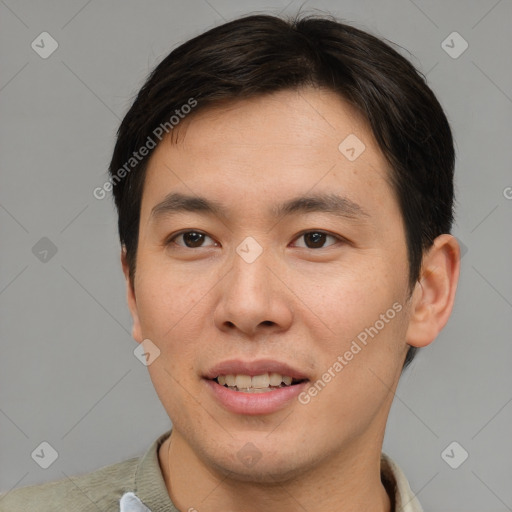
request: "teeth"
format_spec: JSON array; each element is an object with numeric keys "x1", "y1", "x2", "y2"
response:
[
  {"x1": 235, "y1": 374, "x2": 252, "y2": 389},
  {"x1": 269, "y1": 372, "x2": 282, "y2": 386},
  {"x1": 282, "y1": 375, "x2": 292, "y2": 386},
  {"x1": 215, "y1": 373, "x2": 297, "y2": 390},
  {"x1": 251, "y1": 373, "x2": 270, "y2": 388}
]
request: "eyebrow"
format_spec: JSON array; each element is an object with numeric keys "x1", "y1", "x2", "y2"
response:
[{"x1": 150, "y1": 192, "x2": 369, "y2": 222}]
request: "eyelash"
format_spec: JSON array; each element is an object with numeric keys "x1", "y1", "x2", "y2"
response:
[{"x1": 165, "y1": 230, "x2": 345, "y2": 250}]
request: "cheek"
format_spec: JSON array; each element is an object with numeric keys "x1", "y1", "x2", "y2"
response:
[
  {"x1": 134, "y1": 260, "x2": 213, "y2": 362},
  {"x1": 294, "y1": 261, "x2": 402, "y2": 340},
  {"x1": 298, "y1": 295, "x2": 408, "y2": 436},
  {"x1": 134, "y1": 265, "x2": 209, "y2": 421},
  {"x1": 294, "y1": 262, "x2": 409, "y2": 400}
]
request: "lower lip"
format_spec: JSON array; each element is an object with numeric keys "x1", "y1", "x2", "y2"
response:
[{"x1": 204, "y1": 379, "x2": 308, "y2": 415}]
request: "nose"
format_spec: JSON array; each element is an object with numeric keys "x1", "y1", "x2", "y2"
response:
[{"x1": 213, "y1": 246, "x2": 293, "y2": 338}]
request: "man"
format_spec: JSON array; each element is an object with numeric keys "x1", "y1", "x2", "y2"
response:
[{"x1": 0, "y1": 12, "x2": 460, "y2": 512}]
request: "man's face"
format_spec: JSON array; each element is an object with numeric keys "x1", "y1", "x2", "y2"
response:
[{"x1": 127, "y1": 87, "x2": 413, "y2": 480}]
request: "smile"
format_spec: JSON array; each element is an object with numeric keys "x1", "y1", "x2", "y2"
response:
[{"x1": 214, "y1": 373, "x2": 305, "y2": 393}]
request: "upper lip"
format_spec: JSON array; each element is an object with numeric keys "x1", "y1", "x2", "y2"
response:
[{"x1": 204, "y1": 359, "x2": 309, "y2": 381}]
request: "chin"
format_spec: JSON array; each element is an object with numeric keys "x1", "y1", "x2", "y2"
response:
[
  {"x1": 213, "y1": 455, "x2": 309, "y2": 484},
  {"x1": 200, "y1": 438, "x2": 318, "y2": 484}
]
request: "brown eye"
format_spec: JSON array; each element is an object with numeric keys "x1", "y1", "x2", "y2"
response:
[
  {"x1": 168, "y1": 231, "x2": 217, "y2": 248},
  {"x1": 294, "y1": 231, "x2": 339, "y2": 249}
]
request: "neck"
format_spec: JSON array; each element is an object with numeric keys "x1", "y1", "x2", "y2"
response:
[{"x1": 159, "y1": 430, "x2": 392, "y2": 512}]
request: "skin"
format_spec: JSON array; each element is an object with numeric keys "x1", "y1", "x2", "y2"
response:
[{"x1": 122, "y1": 86, "x2": 460, "y2": 511}]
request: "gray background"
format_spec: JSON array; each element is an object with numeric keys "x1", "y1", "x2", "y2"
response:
[{"x1": 1, "y1": 0, "x2": 511, "y2": 510}]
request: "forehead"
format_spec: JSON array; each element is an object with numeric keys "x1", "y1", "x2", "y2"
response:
[
  {"x1": 171, "y1": 87, "x2": 374, "y2": 153},
  {"x1": 141, "y1": 87, "x2": 395, "y2": 221}
]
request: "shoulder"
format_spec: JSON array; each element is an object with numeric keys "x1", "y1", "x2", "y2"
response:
[
  {"x1": 381, "y1": 452, "x2": 424, "y2": 512},
  {"x1": 0, "y1": 456, "x2": 139, "y2": 512}
]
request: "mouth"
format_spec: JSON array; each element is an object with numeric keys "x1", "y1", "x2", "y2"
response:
[
  {"x1": 204, "y1": 360, "x2": 310, "y2": 414},
  {"x1": 213, "y1": 373, "x2": 308, "y2": 393}
]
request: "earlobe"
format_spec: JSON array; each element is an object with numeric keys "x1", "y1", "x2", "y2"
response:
[
  {"x1": 121, "y1": 248, "x2": 143, "y2": 343},
  {"x1": 405, "y1": 234, "x2": 460, "y2": 348}
]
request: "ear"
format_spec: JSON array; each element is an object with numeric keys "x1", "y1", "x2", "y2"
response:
[
  {"x1": 121, "y1": 247, "x2": 143, "y2": 343},
  {"x1": 405, "y1": 234, "x2": 460, "y2": 348}
]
